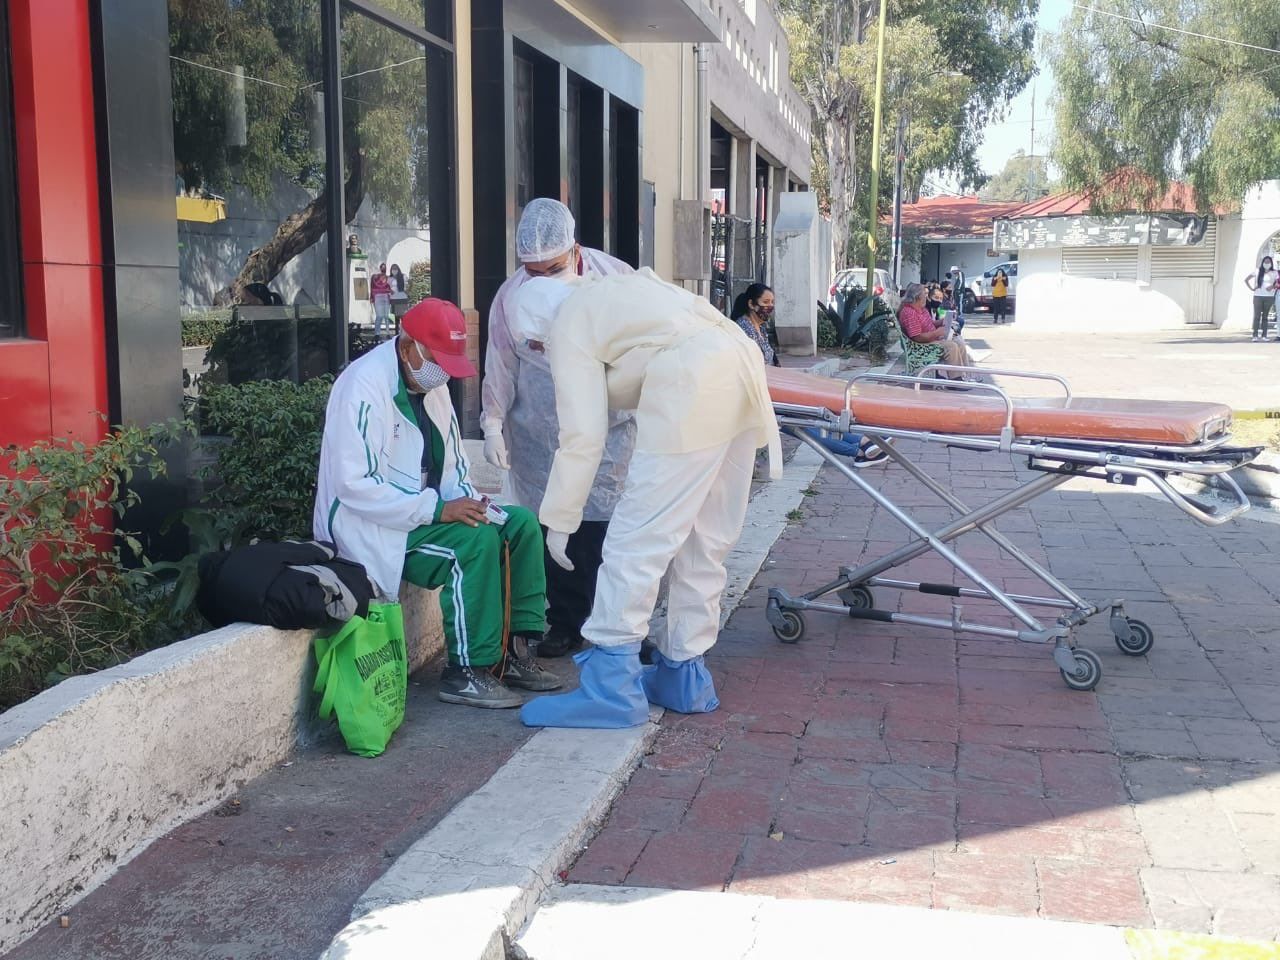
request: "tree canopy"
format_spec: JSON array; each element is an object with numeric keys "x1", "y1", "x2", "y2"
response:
[
  {"x1": 780, "y1": 0, "x2": 1038, "y2": 266},
  {"x1": 169, "y1": 0, "x2": 432, "y2": 302},
  {"x1": 978, "y1": 148, "x2": 1050, "y2": 201},
  {"x1": 1050, "y1": 0, "x2": 1280, "y2": 210}
]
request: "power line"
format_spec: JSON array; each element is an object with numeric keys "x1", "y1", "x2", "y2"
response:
[{"x1": 1072, "y1": 4, "x2": 1280, "y2": 56}]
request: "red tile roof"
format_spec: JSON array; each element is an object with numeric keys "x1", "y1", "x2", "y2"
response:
[
  {"x1": 890, "y1": 195, "x2": 1025, "y2": 239},
  {"x1": 1004, "y1": 170, "x2": 1209, "y2": 219}
]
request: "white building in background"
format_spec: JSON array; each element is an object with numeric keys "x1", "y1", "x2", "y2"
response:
[
  {"x1": 1216, "y1": 180, "x2": 1280, "y2": 332},
  {"x1": 987, "y1": 177, "x2": 1280, "y2": 333}
]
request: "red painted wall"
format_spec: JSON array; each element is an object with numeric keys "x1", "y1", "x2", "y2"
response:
[{"x1": 0, "y1": 0, "x2": 109, "y2": 450}]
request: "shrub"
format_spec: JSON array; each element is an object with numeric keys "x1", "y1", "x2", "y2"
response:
[
  {"x1": 817, "y1": 308, "x2": 840, "y2": 350},
  {"x1": 181, "y1": 310, "x2": 231, "y2": 347},
  {"x1": 407, "y1": 259, "x2": 432, "y2": 304},
  {"x1": 198, "y1": 376, "x2": 334, "y2": 541},
  {"x1": 0, "y1": 422, "x2": 190, "y2": 709}
]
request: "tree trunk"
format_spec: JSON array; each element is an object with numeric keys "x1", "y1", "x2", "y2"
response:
[{"x1": 216, "y1": 150, "x2": 366, "y2": 305}]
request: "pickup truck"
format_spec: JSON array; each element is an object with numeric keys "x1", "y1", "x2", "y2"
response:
[{"x1": 967, "y1": 261, "x2": 1018, "y2": 313}]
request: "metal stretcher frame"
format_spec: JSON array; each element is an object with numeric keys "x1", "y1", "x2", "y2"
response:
[{"x1": 765, "y1": 366, "x2": 1261, "y2": 690}]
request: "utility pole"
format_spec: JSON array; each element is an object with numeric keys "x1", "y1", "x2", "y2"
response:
[
  {"x1": 1027, "y1": 80, "x2": 1036, "y2": 202},
  {"x1": 890, "y1": 109, "x2": 907, "y2": 290},
  {"x1": 864, "y1": 0, "x2": 888, "y2": 296}
]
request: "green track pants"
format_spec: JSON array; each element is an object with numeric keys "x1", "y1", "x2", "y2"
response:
[{"x1": 402, "y1": 504, "x2": 547, "y2": 667}]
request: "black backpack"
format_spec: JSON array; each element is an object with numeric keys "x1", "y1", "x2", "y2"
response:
[{"x1": 197, "y1": 540, "x2": 376, "y2": 631}]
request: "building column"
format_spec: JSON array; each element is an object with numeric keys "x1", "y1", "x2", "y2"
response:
[{"x1": 730, "y1": 135, "x2": 755, "y2": 301}]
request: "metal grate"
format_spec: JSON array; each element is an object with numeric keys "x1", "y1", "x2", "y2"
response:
[
  {"x1": 1151, "y1": 217, "x2": 1217, "y2": 280},
  {"x1": 1061, "y1": 246, "x2": 1138, "y2": 281}
]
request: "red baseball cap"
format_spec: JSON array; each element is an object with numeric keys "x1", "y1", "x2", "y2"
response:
[{"x1": 400, "y1": 299, "x2": 477, "y2": 379}]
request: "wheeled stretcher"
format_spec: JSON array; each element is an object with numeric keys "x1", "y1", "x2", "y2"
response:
[{"x1": 764, "y1": 366, "x2": 1261, "y2": 690}]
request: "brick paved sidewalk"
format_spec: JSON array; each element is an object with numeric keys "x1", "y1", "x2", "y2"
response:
[{"x1": 569, "y1": 443, "x2": 1280, "y2": 940}]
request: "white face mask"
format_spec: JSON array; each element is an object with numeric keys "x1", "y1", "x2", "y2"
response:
[
  {"x1": 408, "y1": 342, "x2": 450, "y2": 393},
  {"x1": 513, "y1": 276, "x2": 575, "y2": 346}
]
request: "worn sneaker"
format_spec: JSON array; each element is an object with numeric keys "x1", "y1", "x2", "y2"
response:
[
  {"x1": 853, "y1": 440, "x2": 891, "y2": 469},
  {"x1": 496, "y1": 635, "x2": 563, "y2": 692},
  {"x1": 438, "y1": 664, "x2": 522, "y2": 708}
]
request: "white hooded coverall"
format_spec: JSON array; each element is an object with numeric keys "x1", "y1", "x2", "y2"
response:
[
  {"x1": 481, "y1": 248, "x2": 635, "y2": 518},
  {"x1": 539, "y1": 270, "x2": 782, "y2": 663}
]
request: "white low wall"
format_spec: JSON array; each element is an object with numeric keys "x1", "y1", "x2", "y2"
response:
[
  {"x1": 0, "y1": 588, "x2": 443, "y2": 954},
  {"x1": 1014, "y1": 248, "x2": 1194, "y2": 331}
]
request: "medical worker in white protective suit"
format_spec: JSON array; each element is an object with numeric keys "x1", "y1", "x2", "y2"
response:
[
  {"x1": 516, "y1": 270, "x2": 782, "y2": 729},
  {"x1": 481, "y1": 198, "x2": 637, "y2": 658}
]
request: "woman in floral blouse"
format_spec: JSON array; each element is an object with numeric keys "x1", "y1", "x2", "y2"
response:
[{"x1": 731, "y1": 283, "x2": 781, "y2": 366}]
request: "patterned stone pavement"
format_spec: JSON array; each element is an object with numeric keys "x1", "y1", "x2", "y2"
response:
[{"x1": 568, "y1": 442, "x2": 1280, "y2": 941}]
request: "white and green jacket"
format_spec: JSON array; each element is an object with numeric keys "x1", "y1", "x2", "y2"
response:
[{"x1": 313, "y1": 339, "x2": 475, "y2": 599}]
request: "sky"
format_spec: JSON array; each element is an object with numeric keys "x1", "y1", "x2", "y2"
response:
[{"x1": 929, "y1": 0, "x2": 1073, "y2": 193}]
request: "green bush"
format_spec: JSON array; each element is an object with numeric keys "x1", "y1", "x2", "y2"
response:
[
  {"x1": 407, "y1": 259, "x2": 432, "y2": 304},
  {"x1": 817, "y1": 309, "x2": 840, "y2": 350},
  {"x1": 181, "y1": 310, "x2": 231, "y2": 347},
  {"x1": 198, "y1": 376, "x2": 334, "y2": 541},
  {"x1": 0, "y1": 422, "x2": 192, "y2": 710}
]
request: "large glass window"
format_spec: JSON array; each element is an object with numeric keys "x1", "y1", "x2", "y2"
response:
[
  {"x1": 0, "y1": 2, "x2": 21, "y2": 341},
  {"x1": 341, "y1": 9, "x2": 440, "y2": 351},
  {"x1": 170, "y1": 0, "x2": 455, "y2": 399},
  {"x1": 170, "y1": 0, "x2": 332, "y2": 390}
]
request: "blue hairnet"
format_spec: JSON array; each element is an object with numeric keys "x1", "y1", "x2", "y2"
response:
[{"x1": 517, "y1": 198, "x2": 577, "y2": 263}]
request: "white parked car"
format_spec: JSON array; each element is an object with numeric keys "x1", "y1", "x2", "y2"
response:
[
  {"x1": 828, "y1": 267, "x2": 900, "y2": 316},
  {"x1": 968, "y1": 261, "x2": 1018, "y2": 313}
]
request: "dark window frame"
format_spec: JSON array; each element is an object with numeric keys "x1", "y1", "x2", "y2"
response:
[
  {"x1": 0, "y1": 0, "x2": 23, "y2": 339},
  {"x1": 325, "y1": 0, "x2": 460, "y2": 360}
]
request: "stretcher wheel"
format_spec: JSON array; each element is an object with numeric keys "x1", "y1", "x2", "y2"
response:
[
  {"x1": 838, "y1": 585, "x2": 875, "y2": 610},
  {"x1": 773, "y1": 610, "x2": 805, "y2": 644},
  {"x1": 1060, "y1": 648, "x2": 1102, "y2": 691},
  {"x1": 1114, "y1": 618, "x2": 1154, "y2": 656}
]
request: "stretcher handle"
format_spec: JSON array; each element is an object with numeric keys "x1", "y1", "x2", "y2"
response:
[
  {"x1": 1131, "y1": 465, "x2": 1252, "y2": 526},
  {"x1": 919, "y1": 366, "x2": 1074, "y2": 404}
]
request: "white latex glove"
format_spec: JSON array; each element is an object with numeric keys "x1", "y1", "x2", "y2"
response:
[
  {"x1": 545, "y1": 530, "x2": 574, "y2": 571},
  {"x1": 482, "y1": 423, "x2": 510, "y2": 470}
]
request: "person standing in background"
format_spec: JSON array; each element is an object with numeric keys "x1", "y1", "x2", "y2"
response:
[
  {"x1": 991, "y1": 268, "x2": 1010, "y2": 324},
  {"x1": 371, "y1": 263, "x2": 393, "y2": 339},
  {"x1": 1247, "y1": 255, "x2": 1276, "y2": 342},
  {"x1": 389, "y1": 263, "x2": 410, "y2": 323}
]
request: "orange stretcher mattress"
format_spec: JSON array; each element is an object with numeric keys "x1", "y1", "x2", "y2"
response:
[{"x1": 766, "y1": 368, "x2": 1233, "y2": 446}]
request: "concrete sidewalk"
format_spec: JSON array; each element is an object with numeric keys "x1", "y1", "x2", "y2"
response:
[
  {"x1": 564, "y1": 442, "x2": 1280, "y2": 941},
  {"x1": 3, "y1": 446, "x2": 825, "y2": 960}
]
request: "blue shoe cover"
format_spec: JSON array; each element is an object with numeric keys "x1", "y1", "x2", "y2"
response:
[
  {"x1": 520, "y1": 642, "x2": 649, "y2": 729},
  {"x1": 641, "y1": 652, "x2": 720, "y2": 714}
]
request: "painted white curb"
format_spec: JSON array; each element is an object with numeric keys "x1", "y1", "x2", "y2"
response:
[
  {"x1": 318, "y1": 441, "x2": 827, "y2": 960},
  {"x1": 514, "y1": 885, "x2": 1134, "y2": 960}
]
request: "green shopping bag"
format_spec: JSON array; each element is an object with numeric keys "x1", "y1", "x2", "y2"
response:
[{"x1": 313, "y1": 602, "x2": 407, "y2": 757}]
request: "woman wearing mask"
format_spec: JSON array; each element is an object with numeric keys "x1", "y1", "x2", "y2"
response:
[
  {"x1": 1246, "y1": 255, "x2": 1276, "y2": 342},
  {"x1": 731, "y1": 283, "x2": 781, "y2": 366},
  {"x1": 991, "y1": 268, "x2": 1010, "y2": 324},
  {"x1": 735, "y1": 284, "x2": 886, "y2": 467},
  {"x1": 371, "y1": 263, "x2": 393, "y2": 338},
  {"x1": 388, "y1": 263, "x2": 410, "y2": 321}
]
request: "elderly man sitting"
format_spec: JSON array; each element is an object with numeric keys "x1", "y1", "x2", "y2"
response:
[{"x1": 897, "y1": 281, "x2": 976, "y2": 377}]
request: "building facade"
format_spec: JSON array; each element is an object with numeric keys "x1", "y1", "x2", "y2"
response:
[
  {"x1": 993, "y1": 181, "x2": 1222, "y2": 330},
  {"x1": 1, "y1": 0, "x2": 811, "y2": 546}
]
